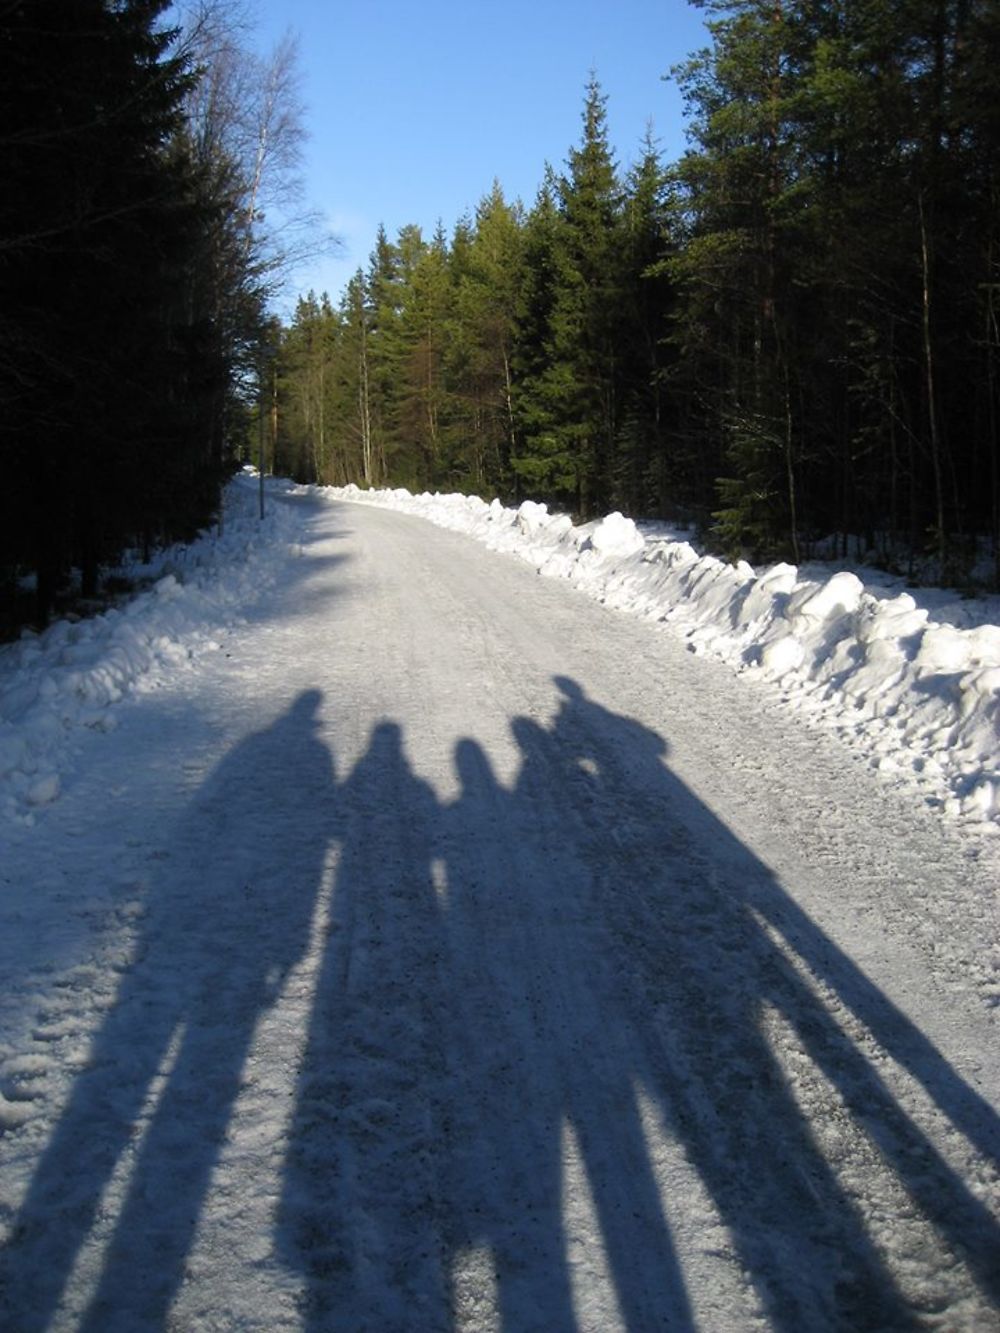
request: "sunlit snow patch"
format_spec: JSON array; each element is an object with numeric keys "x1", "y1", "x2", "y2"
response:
[
  {"x1": 0, "y1": 480, "x2": 300, "y2": 822},
  {"x1": 325, "y1": 481, "x2": 1000, "y2": 829}
]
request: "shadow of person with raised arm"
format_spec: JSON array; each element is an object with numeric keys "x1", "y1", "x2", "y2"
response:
[
  {"x1": 439, "y1": 734, "x2": 693, "y2": 1331},
  {"x1": 532, "y1": 675, "x2": 1000, "y2": 1329},
  {"x1": 1, "y1": 689, "x2": 335, "y2": 1333},
  {"x1": 277, "y1": 721, "x2": 451, "y2": 1332}
]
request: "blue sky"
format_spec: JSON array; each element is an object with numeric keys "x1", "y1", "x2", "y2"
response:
[{"x1": 250, "y1": 1, "x2": 710, "y2": 307}]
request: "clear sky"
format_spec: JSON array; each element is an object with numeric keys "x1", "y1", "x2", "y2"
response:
[{"x1": 249, "y1": 0, "x2": 711, "y2": 308}]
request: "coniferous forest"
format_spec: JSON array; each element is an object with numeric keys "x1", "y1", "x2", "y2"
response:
[
  {"x1": 273, "y1": 0, "x2": 1000, "y2": 586},
  {"x1": 1, "y1": 0, "x2": 306, "y2": 629},
  {"x1": 4, "y1": 1, "x2": 1000, "y2": 637}
]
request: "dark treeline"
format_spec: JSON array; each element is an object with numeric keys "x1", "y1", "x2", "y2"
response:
[
  {"x1": 274, "y1": 0, "x2": 1000, "y2": 585},
  {"x1": 4, "y1": 0, "x2": 999, "y2": 620},
  {"x1": 1, "y1": 0, "x2": 306, "y2": 629}
]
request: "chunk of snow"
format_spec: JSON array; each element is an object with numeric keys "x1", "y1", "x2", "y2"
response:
[
  {"x1": 856, "y1": 593, "x2": 928, "y2": 645},
  {"x1": 0, "y1": 1092, "x2": 34, "y2": 1130},
  {"x1": 321, "y1": 478, "x2": 1000, "y2": 827},
  {"x1": 154, "y1": 574, "x2": 182, "y2": 599},
  {"x1": 589, "y1": 512, "x2": 645, "y2": 560},
  {"x1": 761, "y1": 636, "x2": 806, "y2": 678},
  {"x1": 26, "y1": 774, "x2": 60, "y2": 807},
  {"x1": 962, "y1": 777, "x2": 999, "y2": 817},
  {"x1": 788, "y1": 571, "x2": 864, "y2": 627},
  {"x1": 515, "y1": 500, "x2": 550, "y2": 535},
  {"x1": 915, "y1": 625, "x2": 972, "y2": 674}
]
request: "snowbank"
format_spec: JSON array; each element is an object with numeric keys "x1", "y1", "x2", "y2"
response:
[
  {"x1": 327, "y1": 483, "x2": 1000, "y2": 830},
  {"x1": 0, "y1": 479, "x2": 300, "y2": 824},
  {"x1": 4, "y1": 471, "x2": 997, "y2": 833}
]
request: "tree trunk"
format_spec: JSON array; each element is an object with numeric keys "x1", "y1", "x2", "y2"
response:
[
  {"x1": 919, "y1": 189, "x2": 947, "y2": 566},
  {"x1": 359, "y1": 325, "x2": 373, "y2": 486}
]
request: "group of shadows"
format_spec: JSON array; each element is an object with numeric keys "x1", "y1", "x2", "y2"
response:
[{"x1": 2, "y1": 679, "x2": 999, "y2": 1332}]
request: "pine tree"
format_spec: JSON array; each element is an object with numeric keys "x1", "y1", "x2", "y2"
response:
[
  {"x1": 365, "y1": 225, "x2": 407, "y2": 484},
  {"x1": 339, "y1": 271, "x2": 377, "y2": 486},
  {"x1": 275, "y1": 293, "x2": 338, "y2": 482}
]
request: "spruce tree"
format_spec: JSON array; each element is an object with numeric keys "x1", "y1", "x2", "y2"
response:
[
  {"x1": 0, "y1": 0, "x2": 213, "y2": 620},
  {"x1": 511, "y1": 79, "x2": 626, "y2": 516},
  {"x1": 616, "y1": 130, "x2": 676, "y2": 516},
  {"x1": 510, "y1": 174, "x2": 579, "y2": 504},
  {"x1": 397, "y1": 224, "x2": 452, "y2": 486},
  {"x1": 672, "y1": 0, "x2": 809, "y2": 559},
  {"x1": 555, "y1": 75, "x2": 625, "y2": 515},
  {"x1": 446, "y1": 185, "x2": 524, "y2": 494}
]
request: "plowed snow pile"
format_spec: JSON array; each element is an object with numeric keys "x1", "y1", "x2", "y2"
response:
[
  {"x1": 0, "y1": 482, "x2": 301, "y2": 823},
  {"x1": 328, "y1": 481, "x2": 1000, "y2": 829},
  {"x1": 3, "y1": 473, "x2": 998, "y2": 832}
]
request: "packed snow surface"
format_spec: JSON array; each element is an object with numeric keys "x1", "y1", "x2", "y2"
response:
[
  {"x1": 330, "y1": 482, "x2": 1000, "y2": 829},
  {"x1": 0, "y1": 476, "x2": 998, "y2": 1331}
]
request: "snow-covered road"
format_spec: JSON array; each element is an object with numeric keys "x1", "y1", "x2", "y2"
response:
[{"x1": 1, "y1": 487, "x2": 999, "y2": 1331}]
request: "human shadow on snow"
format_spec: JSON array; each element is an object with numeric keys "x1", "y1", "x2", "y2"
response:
[
  {"x1": 455, "y1": 677, "x2": 1000, "y2": 1330},
  {"x1": 1, "y1": 689, "x2": 335, "y2": 1333},
  {"x1": 277, "y1": 720, "x2": 451, "y2": 1329},
  {"x1": 4, "y1": 680, "x2": 999, "y2": 1332},
  {"x1": 281, "y1": 679, "x2": 1000, "y2": 1331}
]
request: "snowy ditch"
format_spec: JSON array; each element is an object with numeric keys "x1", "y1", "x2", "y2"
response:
[
  {"x1": 1, "y1": 471, "x2": 998, "y2": 832},
  {"x1": 323, "y1": 481, "x2": 1000, "y2": 831}
]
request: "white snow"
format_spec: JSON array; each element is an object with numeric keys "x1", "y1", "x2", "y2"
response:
[
  {"x1": 11, "y1": 469, "x2": 994, "y2": 836},
  {"x1": 326, "y1": 481, "x2": 1000, "y2": 829},
  {"x1": 0, "y1": 483, "x2": 301, "y2": 824},
  {"x1": 0, "y1": 475, "x2": 998, "y2": 1331}
]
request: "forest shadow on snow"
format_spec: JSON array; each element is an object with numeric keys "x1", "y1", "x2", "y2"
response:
[{"x1": 2, "y1": 680, "x2": 999, "y2": 1331}]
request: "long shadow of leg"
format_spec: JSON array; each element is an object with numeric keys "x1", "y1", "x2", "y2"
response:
[
  {"x1": 440, "y1": 738, "x2": 578, "y2": 1331},
  {"x1": 453, "y1": 724, "x2": 695, "y2": 1331},
  {"x1": 2, "y1": 690, "x2": 335, "y2": 1332},
  {"x1": 278, "y1": 722, "x2": 451, "y2": 1332},
  {"x1": 586, "y1": 839, "x2": 928, "y2": 1329},
  {"x1": 771, "y1": 951, "x2": 1000, "y2": 1311},
  {"x1": 531, "y1": 680, "x2": 958, "y2": 1328},
  {"x1": 76, "y1": 982, "x2": 268, "y2": 1331},
  {"x1": 0, "y1": 980, "x2": 182, "y2": 1333},
  {"x1": 567, "y1": 1079, "x2": 694, "y2": 1330}
]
